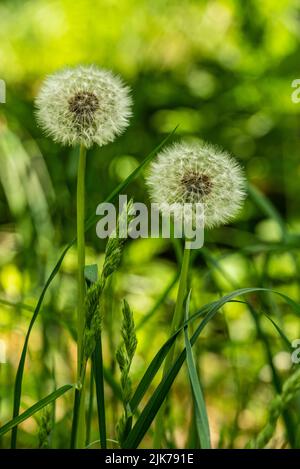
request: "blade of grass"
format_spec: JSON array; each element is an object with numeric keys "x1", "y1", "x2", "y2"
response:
[
  {"x1": 70, "y1": 388, "x2": 81, "y2": 448},
  {"x1": 10, "y1": 128, "x2": 177, "y2": 447},
  {"x1": 0, "y1": 385, "x2": 73, "y2": 437},
  {"x1": 70, "y1": 366, "x2": 87, "y2": 449},
  {"x1": 184, "y1": 291, "x2": 211, "y2": 449},
  {"x1": 85, "y1": 127, "x2": 179, "y2": 233},
  {"x1": 124, "y1": 303, "x2": 220, "y2": 448},
  {"x1": 10, "y1": 244, "x2": 71, "y2": 448},
  {"x1": 124, "y1": 287, "x2": 300, "y2": 448},
  {"x1": 248, "y1": 183, "x2": 286, "y2": 239}
]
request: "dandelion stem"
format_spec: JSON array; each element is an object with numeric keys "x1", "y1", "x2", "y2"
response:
[
  {"x1": 75, "y1": 144, "x2": 87, "y2": 447},
  {"x1": 77, "y1": 144, "x2": 87, "y2": 364},
  {"x1": 153, "y1": 240, "x2": 191, "y2": 448}
]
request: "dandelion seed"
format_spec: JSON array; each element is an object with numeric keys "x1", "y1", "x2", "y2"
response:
[
  {"x1": 35, "y1": 65, "x2": 132, "y2": 148},
  {"x1": 146, "y1": 141, "x2": 246, "y2": 229}
]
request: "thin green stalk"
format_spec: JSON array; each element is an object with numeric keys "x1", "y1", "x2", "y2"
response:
[
  {"x1": 77, "y1": 144, "x2": 87, "y2": 368},
  {"x1": 153, "y1": 241, "x2": 191, "y2": 448},
  {"x1": 85, "y1": 365, "x2": 94, "y2": 447},
  {"x1": 93, "y1": 335, "x2": 106, "y2": 449},
  {"x1": 70, "y1": 365, "x2": 87, "y2": 449},
  {"x1": 75, "y1": 144, "x2": 87, "y2": 448}
]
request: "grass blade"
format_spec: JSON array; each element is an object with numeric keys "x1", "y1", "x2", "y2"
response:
[
  {"x1": 130, "y1": 287, "x2": 300, "y2": 417},
  {"x1": 1, "y1": 385, "x2": 73, "y2": 438},
  {"x1": 85, "y1": 366, "x2": 94, "y2": 446},
  {"x1": 124, "y1": 298, "x2": 226, "y2": 448},
  {"x1": 124, "y1": 287, "x2": 300, "y2": 448},
  {"x1": 184, "y1": 292, "x2": 211, "y2": 449},
  {"x1": 11, "y1": 244, "x2": 71, "y2": 448},
  {"x1": 130, "y1": 305, "x2": 211, "y2": 413},
  {"x1": 85, "y1": 127, "x2": 179, "y2": 233},
  {"x1": 264, "y1": 314, "x2": 293, "y2": 351},
  {"x1": 136, "y1": 272, "x2": 180, "y2": 331}
]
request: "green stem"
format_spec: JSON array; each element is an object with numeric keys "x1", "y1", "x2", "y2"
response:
[
  {"x1": 77, "y1": 144, "x2": 86, "y2": 366},
  {"x1": 153, "y1": 241, "x2": 191, "y2": 448},
  {"x1": 93, "y1": 334, "x2": 107, "y2": 449},
  {"x1": 85, "y1": 365, "x2": 94, "y2": 447},
  {"x1": 75, "y1": 144, "x2": 87, "y2": 448},
  {"x1": 70, "y1": 363, "x2": 87, "y2": 448}
]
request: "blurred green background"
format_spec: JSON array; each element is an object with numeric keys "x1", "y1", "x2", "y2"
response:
[{"x1": 1, "y1": 0, "x2": 300, "y2": 448}]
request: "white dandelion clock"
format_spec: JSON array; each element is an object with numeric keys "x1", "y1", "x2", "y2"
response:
[
  {"x1": 149, "y1": 141, "x2": 246, "y2": 444},
  {"x1": 35, "y1": 66, "x2": 132, "y2": 443},
  {"x1": 35, "y1": 65, "x2": 132, "y2": 148},
  {"x1": 146, "y1": 141, "x2": 246, "y2": 229}
]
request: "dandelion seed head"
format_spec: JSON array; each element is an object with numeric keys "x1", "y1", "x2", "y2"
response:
[
  {"x1": 35, "y1": 65, "x2": 132, "y2": 148},
  {"x1": 146, "y1": 141, "x2": 246, "y2": 229}
]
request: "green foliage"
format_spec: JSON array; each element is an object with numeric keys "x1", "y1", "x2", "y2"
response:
[{"x1": 1, "y1": 0, "x2": 300, "y2": 450}]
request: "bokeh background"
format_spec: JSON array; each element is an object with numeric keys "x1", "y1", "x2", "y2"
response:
[{"x1": 0, "y1": 0, "x2": 300, "y2": 448}]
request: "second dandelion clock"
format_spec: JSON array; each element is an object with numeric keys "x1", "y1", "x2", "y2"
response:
[{"x1": 146, "y1": 141, "x2": 246, "y2": 231}]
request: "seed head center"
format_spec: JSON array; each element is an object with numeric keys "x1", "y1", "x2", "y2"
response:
[
  {"x1": 181, "y1": 171, "x2": 212, "y2": 196},
  {"x1": 68, "y1": 91, "x2": 99, "y2": 123}
]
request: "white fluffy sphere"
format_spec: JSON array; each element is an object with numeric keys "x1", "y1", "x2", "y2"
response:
[
  {"x1": 146, "y1": 141, "x2": 246, "y2": 229},
  {"x1": 35, "y1": 65, "x2": 132, "y2": 148}
]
